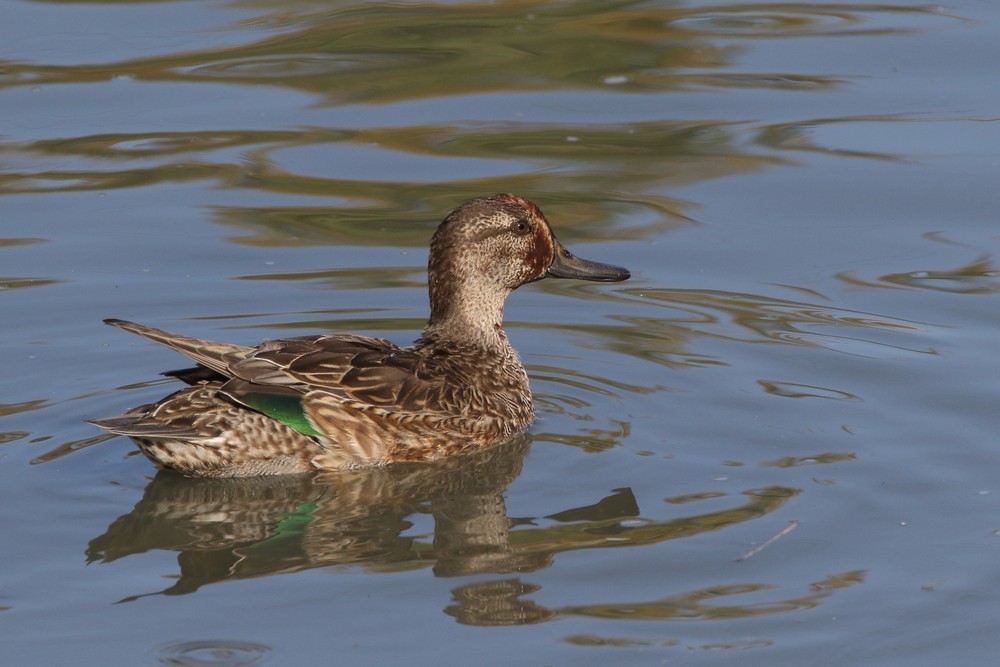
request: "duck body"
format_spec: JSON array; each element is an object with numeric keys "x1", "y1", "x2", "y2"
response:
[{"x1": 92, "y1": 194, "x2": 629, "y2": 476}]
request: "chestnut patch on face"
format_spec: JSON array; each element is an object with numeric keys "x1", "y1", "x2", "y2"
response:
[{"x1": 523, "y1": 222, "x2": 554, "y2": 279}]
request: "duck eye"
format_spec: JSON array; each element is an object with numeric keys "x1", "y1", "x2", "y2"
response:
[{"x1": 512, "y1": 220, "x2": 531, "y2": 236}]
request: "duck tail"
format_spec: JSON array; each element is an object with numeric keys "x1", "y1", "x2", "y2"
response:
[{"x1": 104, "y1": 319, "x2": 253, "y2": 377}]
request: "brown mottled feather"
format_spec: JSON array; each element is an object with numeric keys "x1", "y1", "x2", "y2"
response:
[
  {"x1": 92, "y1": 194, "x2": 629, "y2": 476},
  {"x1": 91, "y1": 383, "x2": 322, "y2": 476}
]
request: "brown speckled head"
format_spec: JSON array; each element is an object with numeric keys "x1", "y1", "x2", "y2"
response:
[{"x1": 425, "y1": 194, "x2": 629, "y2": 344}]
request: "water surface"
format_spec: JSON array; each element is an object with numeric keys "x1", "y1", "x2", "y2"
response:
[{"x1": 3, "y1": 1, "x2": 1000, "y2": 665}]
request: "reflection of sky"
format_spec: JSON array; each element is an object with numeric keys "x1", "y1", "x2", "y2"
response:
[
  {"x1": 0, "y1": 1, "x2": 262, "y2": 65},
  {"x1": 272, "y1": 142, "x2": 535, "y2": 182},
  {"x1": 798, "y1": 118, "x2": 1000, "y2": 157}
]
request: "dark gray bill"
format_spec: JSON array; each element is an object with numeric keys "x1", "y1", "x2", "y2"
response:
[{"x1": 547, "y1": 239, "x2": 630, "y2": 282}]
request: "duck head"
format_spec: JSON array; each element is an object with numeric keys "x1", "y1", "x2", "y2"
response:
[{"x1": 427, "y1": 194, "x2": 630, "y2": 334}]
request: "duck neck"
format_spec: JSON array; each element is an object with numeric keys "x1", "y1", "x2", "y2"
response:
[{"x1": 423, "y1": 273, "x2": 513, "y2": 352}]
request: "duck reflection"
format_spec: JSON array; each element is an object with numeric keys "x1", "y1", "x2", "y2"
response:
[
  {"x1": 446, "y1": 578, "x2": 555, "y2": 626},
  {"x1": 89, "y1": 434, "x2": 537, "y2": 599},
  {"x1": 88, "y1": 435, "x2": 799, "y2": 624}
]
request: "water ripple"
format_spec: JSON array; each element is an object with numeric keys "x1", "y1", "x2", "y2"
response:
[
  {"x1": 667, "y1": 4, "x2": 952, "y2": 38},
  {"x1": 758, "y1": 380, "x2": 860, "y2": 401},
  {"x1": 561, "y1": 569, "x2": 866, "y2": 621},
  {"x1": 609, "y1": 287, "x2": 934, "y2": 361},
  {"x1": 839, "y1": 256, "x2": 1000, "y2": 294},
  {"x1": 157, "y1": 640, "x2": 270, "y2": 667},
  {"x1": 0, "y1": 2, "x2": 958, "y2": 101},
  {"x1": 177, "y1": 53, "x2": 429, "y2": 79}
]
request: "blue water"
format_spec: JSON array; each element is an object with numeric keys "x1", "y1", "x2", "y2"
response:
[{"x1": 3, "y1": 1, "x2": 1000, "y2": 665}]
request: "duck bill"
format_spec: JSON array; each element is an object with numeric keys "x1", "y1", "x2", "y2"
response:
[{"x1": 546, "y1": 238, "x2": 630, "y2": 282}]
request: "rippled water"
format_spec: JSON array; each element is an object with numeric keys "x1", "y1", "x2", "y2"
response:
[{"x1": 3, "y1": 1, "x2": 1000, "y2": 665}]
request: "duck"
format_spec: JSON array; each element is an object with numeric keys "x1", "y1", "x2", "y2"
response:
[{"x1": 91, "y1": 193, "x2": 630, "y2": 477}]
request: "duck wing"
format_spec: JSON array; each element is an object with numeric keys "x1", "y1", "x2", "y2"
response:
[
  {"x1": 225, "y1": 333, "x2": 446, "y2": 414},
  {"x1": 103, "y1": 320, "x2": 452, "y2": 443}
]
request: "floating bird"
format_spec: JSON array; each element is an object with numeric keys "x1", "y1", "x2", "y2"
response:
[{"x1": 92, "y1": 194, "x2": 629, "y2": 476}]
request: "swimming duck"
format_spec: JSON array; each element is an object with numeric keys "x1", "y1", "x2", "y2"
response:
[{"x1": 92, "y1": 194, "x2": 630, "y2": 476}]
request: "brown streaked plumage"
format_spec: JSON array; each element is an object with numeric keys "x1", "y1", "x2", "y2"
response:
[{"x1": 91, "y1": 194, "x2": 630, "y2": 477}]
